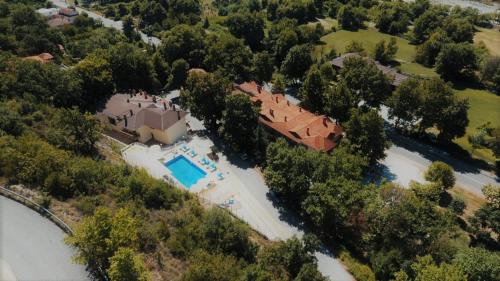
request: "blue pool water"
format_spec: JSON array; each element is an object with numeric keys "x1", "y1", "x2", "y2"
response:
[{"x1": 165, "y1": 155, "x2": 207, "y2": 188}]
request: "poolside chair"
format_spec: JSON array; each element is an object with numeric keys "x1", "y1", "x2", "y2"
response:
[
  {"x1": 210, "y1": 164, "x2": 217, "y2": 172},
  {"x1": 217, "y1": 172, "x2": 224, "y2": 180}
]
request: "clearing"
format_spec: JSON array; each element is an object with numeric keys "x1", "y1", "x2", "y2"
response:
[{"x1": 474, "y1": 26, "x2": 500, "y2": 56}]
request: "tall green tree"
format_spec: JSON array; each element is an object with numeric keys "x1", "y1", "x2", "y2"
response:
[
  {"x1": 387, "y1": 78, "x2": 422, "y2": 130},
  {"x1": 280, "y1": 44, "x2": 313, "y2": 81},
  {"x1": 424, "y1": 161, "x2": 456, "y2": 191},
  {"x1": 345, "y1": 108, "x2": 389, "y2": 164},
  {"x1": 299, "y1": 64, "x2": 326, "y2": 113},
  {"x1": 219, "y1": 93, "x2": 259, "y2": 152},
  {"x1": 181, "y1": 72, "x2": 229, "y2": 131},
  {"x1": 252, "y1": 51, "x2": 274, "y2": 83},
  {"x1": 436, "y1": 43, "x2": 479, "y2": 81},
  {"x1": 339, "y1": 56, "x2": 391, "y2": 108},
  {"x1": 225, "y1": 12, "x2": 265, "y2": 51},
  {"x1": 108, "y1": 247, "x2": 151, "y2": 281},
  {"x1": 71, "y1": 54, "x2": 114, "y2": 110},
  {"x1": 160, "y1": 25, "x2": 205, "y2": 66}
]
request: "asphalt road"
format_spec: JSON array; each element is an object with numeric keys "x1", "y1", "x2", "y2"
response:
[
  {"x1": 0, "y1": 196, "x2": 89, "y2": 281},
  {"x1": 51, "y1": 0, "x2": 161, "y2": 46}
]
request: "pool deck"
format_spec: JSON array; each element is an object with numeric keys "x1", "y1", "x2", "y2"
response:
[
  {"x1": 122, "y1": 134, "x2": 355, "y2": 281},
  {"x1": 122, "y1": 135, "x2": 295, "y2": 240}
]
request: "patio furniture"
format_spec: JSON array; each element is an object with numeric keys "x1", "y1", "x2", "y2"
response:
[{"x1": 217, "y1": 172, "x2": 224, "y2": 180}]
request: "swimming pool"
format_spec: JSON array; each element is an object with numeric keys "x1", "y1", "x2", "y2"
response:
[{"x1": 165, "y1": 155, "x2": 207, "y2": 188}]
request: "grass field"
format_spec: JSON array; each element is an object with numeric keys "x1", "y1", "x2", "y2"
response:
[
  {"x1": 454, "y1": 88, "x2": 500, "y2": 163},
  {"x1": 474, "y1": 26, "x2": 500, "y2": 56},
  {"x1": 315, "y1": 23, "x2": 499, "y2": 164},
  {"x1": 315, "y1": 22, "x2": 437, "y2": 77}
]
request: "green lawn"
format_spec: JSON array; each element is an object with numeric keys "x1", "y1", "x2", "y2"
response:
[
  {"x1": 315, "y1": 24, "x2": 437, "y2": 77},
  {"x1": 454, "y1": 88, "x2": 500, "y2": 163},
  {"x1": 314, "y1": 23, "x2": 499, "y2": 164},
  {"x1": 474, "y1": 26, "x2": 500, "y2": 56}
]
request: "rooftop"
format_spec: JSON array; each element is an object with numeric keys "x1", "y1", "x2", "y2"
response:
[
  {"x1": 331, "y1": 52, "x2": 409, "y2": 87},
  {"x1": 236, "y1": 81, "x2": 344, "y2": 152},
  {"x1": 100, "y1": 92, "x2": 187, "y2": 132}
]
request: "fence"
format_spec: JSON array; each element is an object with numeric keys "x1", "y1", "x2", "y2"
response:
[{"x1": 0, "y1": 185, "x2": 109, "y2": 281}]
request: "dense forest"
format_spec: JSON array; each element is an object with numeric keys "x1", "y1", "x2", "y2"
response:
[{"x1": 0, "y1": 0, "x2": 499, "y2": 280}]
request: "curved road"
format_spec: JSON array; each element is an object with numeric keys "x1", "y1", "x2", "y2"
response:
[
  {"x1": 0, "y1": 196, "x2": 89, "y2": 281},
  {"x1": 51, "y1": 0, "x2": 161, "y2": 46}
]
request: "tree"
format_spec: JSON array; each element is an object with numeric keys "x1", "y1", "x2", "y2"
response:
[
  {"x1": 345, "y1": 40, "x2": 365, "y2": 53},
  {"x1": 225, "y1": 12, "x2": 265, "y2": 51},
  {"x1": 415, "y1": 31, "x2": 451, "y2": 67},
  {"x1": 436, "y1": 43, "x2": 478, "y2": 81},
  {"x1": 47, "y1": 108, "x2": 102, "y2": 155},
  {"x1": 204, "y1": 34, "x2": 253, "y2": 82},
  {"x1": 419, "y1": 78, "x2": 469, "y2": 141},
  {"x1": 167, "y1": 59, "x2": 189, "y2": 90},
  {"x1": 181, "y1": 251, "x2": 243, "y2": 281},
  {"x1": 339, "y1": 56, "x2": 392, "y2": 108},
  {"x1": 160, "y1": 25, "x2": 205, "y2": 66},
  {"x1": 299, "y1": 65, "x2": 326, "y2": 113},
  {"x1": 337, "y1": 4, "x2": 365, "y2": 30},
  {"x1": 108, "y1": 248, "x2": 151, "y2": 281},
  {"x1": 280, "y1": 44, "x2": 313, "y2": 81},
  {"x1": 66, "y1": 208, "x2": 138, "y2": 271},
  {"x1": 345, "y1": 108, "x2": 389, "y2": 164},
  {"x1": 453, "y1": 247, "x2": 500, "y2": 281},
  {"x1": 272, "y1": 73, "x2": 286, "y2": 94},
  {"x1": 325, "y1": 81, "x2": 355, "y2": 123},
  {"x1": 252, "y1": 51, "x2": 274, "y2": 83},
  {"x1": 219, "y1": 93, "x2": 259, "y2": 152},
  {"x1": 107, "y1": 43, "x2": 158, "y2": 91},
  {"x1": 411, "y1": 6, "x2": 447, "y2": 43},
  {"x1": 373, "y1": 38, "x2": 398, "y2": 64},
  {"x1": 468, "y1": 184, "x2": 500, "y2": 244},
  {"x1": 122, "y1": 15, "x2": 136, "y2": 40},
  {"x1": 257, "y1": 237, "x2": 320, "y2": 278},
  {"x1": 303, "y1": 178, "x2": 365, "y2": 239},
  {"x1": 445, "y1": 18, "x2": 474, "y2": 43},
  {"x1": 71, "y1": 54, "x2": 114, "y2": 110},
  {"x1": 374, "y1": 1, "x2": 410, "y2": 35},
  {"x1": 387, "y1": 78, "x2": 422, "y2": 130},
  {"x1": 181, "y1": 72, "x2": 229, "y2": 131},
  {"x1": 393, "y1": 255, "x2": 467, "y2": 281},
  {"x1": 424, "y1": 161, "x2": 455, "y2": 190},
  {"x1": 273, "y1": 29, "x2": 299, "y2": 65}
]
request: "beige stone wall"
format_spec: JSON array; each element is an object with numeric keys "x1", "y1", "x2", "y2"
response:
[
  {"x1": 137, "y1": 126, "x2": 153, "y2": 143},
  {"x1": 151, "y1": 117, "x2": 187, "y2": 144}
]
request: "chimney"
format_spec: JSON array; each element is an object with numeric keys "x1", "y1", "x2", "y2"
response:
[
  {"x1": 127, "y1": 99, "x2": 130, "y2": 103},
  {"x1": 323, "y1": 117, "x2": 328, "y2": 127},
  {"x1": 276, "y1": 96, "x2": 279, "y2": 103},
  {"x1": 138, "y1": 103, "x2": 141, "y2": 108},
  {"x1": 123, "y1": 115, "x2": 128, "y2": 126},
  {"x1": 163, "y1": 102, "x2": 167, "y2": 110},
  {"x1": 153, "y1": 96, "x2": 157, "y2": 103},
  {"x1": 257, "y1": 85, "x2": 262, "y2": 93},
  {"x1": 306, "y1": 127, "x2": 310, "y2": 136},
  {"x1": 270, "y1": 109, "x2": 274, "y2": 117},
  {"x1": 172, "y1": 104, "x2": 176, "y2": 110},
  {"x1": 145, "y1": 93, "x2": 148, "y2": 99},
  {"x1": 130, "y1": 109, "x2": 133, "y2": 116},
  {"x1": 284, "y1": 116, "x2": 287, "y2": 122},
  {"x1": 287, "y1": 100, "x2": 290, "y2": 106},
  {"x1": 177, "y1": 111, "x2": 181, "y2": 120},
  {"x1": 299, "y1": 108, "x2": 302, "y2": 112}
]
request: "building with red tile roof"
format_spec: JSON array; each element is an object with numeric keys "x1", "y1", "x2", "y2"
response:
[{"x1": 235, "y1": 81, "x2": 344, "y2": 152}]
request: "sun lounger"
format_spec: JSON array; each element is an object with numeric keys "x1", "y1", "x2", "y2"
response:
[{"x1": 217, "y1": 172, "x2": 224, "y2": 180}]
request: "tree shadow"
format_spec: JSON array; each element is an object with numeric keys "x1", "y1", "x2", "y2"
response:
[
  {"x1": 388, "y1": 130, "x2": 498, "y2": 178},
  {"x1": 365, "y1": 162, "x2": 397, "y2": 185}
]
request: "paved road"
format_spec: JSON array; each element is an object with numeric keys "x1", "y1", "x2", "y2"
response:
[
  {"x1": 229, "y1": 164, "x2": 354, "y2": 281},
  {"x1": 404, "y1": 0, "x2": 499, "y2": 14},
  {"x1": 0, "y1": 196, "x2": 89, "y2": 281},
  {"x1": 51, "y1": 0, "x2": 161, "y2": 46},
  {"x1": 380, "y1": 106, "x2": 499, "y2": 197}
]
